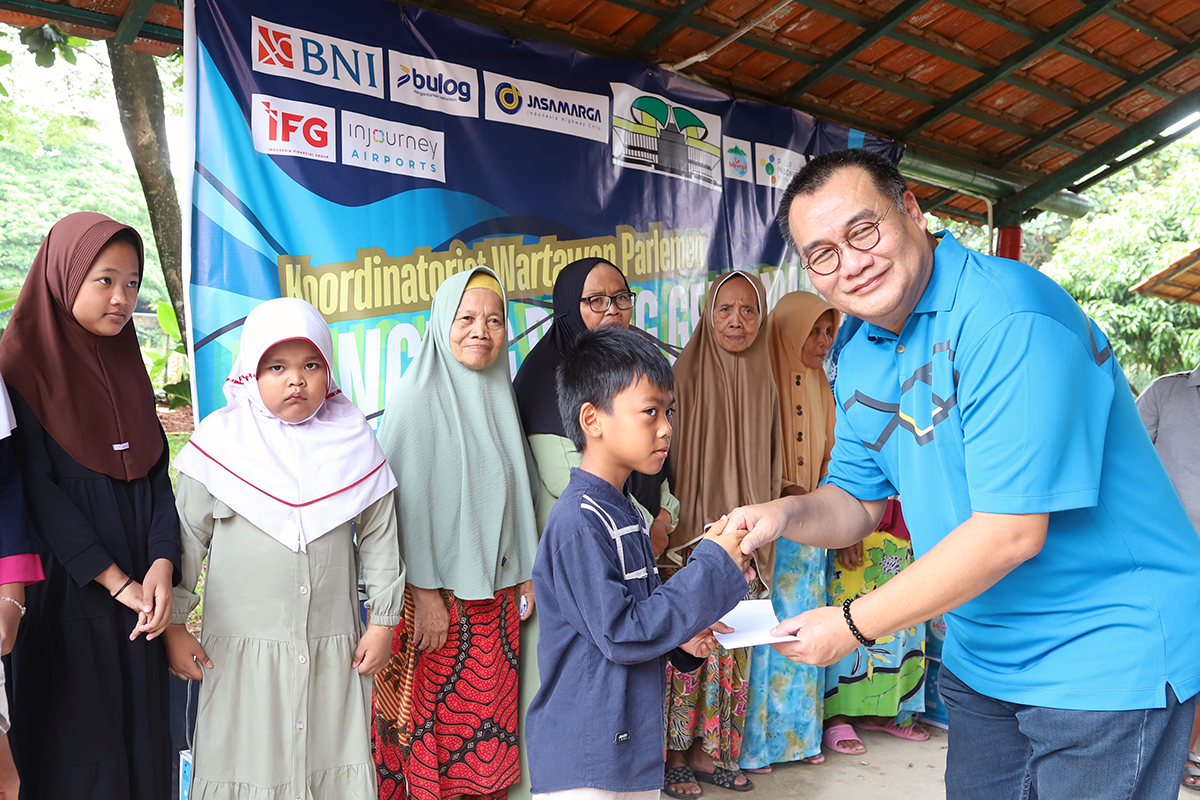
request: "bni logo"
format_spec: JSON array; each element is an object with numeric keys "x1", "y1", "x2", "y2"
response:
[
  {"x1": 251, "y1": 94, "x2": 336, "y2": 162},
  {"x1": 251, "y1": 17, "x2": 384, "y2": 99},
  {"x1": 495, "y1": 83, "x2": 523, "y2": 115}
]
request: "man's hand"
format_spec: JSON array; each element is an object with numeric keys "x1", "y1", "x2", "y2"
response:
[
  {"x1": 410, "y1": 587, "x2": 450, "y2": 652},
  {"x1": 163, "y1": 624, "x2": 213, "y2": 681},
  {"x1": 769, "y1": 605, "x2": 860, "y2": 667},
  {"x1": 352, "y1": 624, "x2": 394, "y2": 675},
  {"x1": 726, "y1": 499, "x2": 796, "y2": 557}
]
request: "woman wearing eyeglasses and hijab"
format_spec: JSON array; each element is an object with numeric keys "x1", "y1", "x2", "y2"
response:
[{"x1": 508, "y1": 257, "x2": 680, "y2": 800}]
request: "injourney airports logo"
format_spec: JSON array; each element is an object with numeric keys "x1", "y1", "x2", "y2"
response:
[
  {"x1": 388, "y1": 52, "x2": 478, "y2": 119},
  {"x1": 483, "y1": 72, "x2": 607, "y2": 144},
  {"x1": 342, "y1": 110, "x2": 445, "y2": 183}
]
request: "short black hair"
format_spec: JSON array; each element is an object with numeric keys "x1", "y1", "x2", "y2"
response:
[
  {"x1": 556, "y1": 326, "x2": 674, "y2": 452},
  {"x1": 776, "y1": 148, "x2": 908, "y2": 250}
]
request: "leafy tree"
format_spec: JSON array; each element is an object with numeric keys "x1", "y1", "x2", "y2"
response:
[{"x1": 1040, "y1": 140, "x2": 1200, "y2": 390}]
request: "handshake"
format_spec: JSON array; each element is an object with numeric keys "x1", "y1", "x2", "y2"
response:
[{"x1": 702, "y1": 515, "x2": 758, "y2": 583}]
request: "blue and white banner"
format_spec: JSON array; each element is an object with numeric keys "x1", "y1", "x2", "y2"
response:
[{"x1": 184, "y1": 0, "x2": 898, "y2": 423}]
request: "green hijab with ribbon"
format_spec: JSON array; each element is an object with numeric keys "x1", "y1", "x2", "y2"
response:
[{"x1": 378, "y1": 266, "x2": 540, "y2": 600}]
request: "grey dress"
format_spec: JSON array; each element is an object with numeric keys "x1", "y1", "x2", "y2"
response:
[{"x1": 173, "y1": 474, "x2": 405, "y2": 800}]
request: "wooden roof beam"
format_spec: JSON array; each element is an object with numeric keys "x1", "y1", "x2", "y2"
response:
[
  {"x1": 994, "y1": 85, "x2": 1200, "y2": 224},
  {"x1": 899, "y1": 0, "x2": 1122, "y2": 139},
  {"x1": 0, "y1": 0, "x2": 181, "y2": 44},
  {"x1": 624, "y1": 0, "x2": 710, "y2": 60}
]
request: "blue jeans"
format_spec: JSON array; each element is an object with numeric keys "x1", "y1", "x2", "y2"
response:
[{"x1": 939, "y1": 665, "x2": 1196, "y2": 799}]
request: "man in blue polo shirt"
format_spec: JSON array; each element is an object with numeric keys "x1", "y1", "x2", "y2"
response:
[{"x1": 727, "y1": 148, "x2": 1200, "y2": 799}]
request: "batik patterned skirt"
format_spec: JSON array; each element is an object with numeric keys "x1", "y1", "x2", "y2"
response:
[
  {"x1": 824, "y1": 530, "x2": 926, "y2": 720},
  {"x1": 374, "y1": 586, "x2": 522, "y2": 800}
]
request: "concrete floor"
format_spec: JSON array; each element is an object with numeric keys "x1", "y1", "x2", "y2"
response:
[
  {"x1": 736, "y1": 726, "x2": 1196, "y2": 799},
  {"x1": 738, "y1": 725, "x2": 948, "y2": 799}
]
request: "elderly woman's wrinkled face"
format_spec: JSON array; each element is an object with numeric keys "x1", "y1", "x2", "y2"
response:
[
  {"x1": 800, "y1": 310, "x2": 836, "y2": 371},
  {"x1": 449, "y1": 288, "x2": 506, "y2": 370},
  {"x1": 712, "y1": 275, "x2": 760, "y2": 353},
  {"x1": 579, "y1": 263, "x2": 634, "y2": 331}
]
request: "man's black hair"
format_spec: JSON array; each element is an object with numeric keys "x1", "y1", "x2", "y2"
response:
[
  {"x1": 776, "y1": 148, "x2": 908, "y2": 250},
  {"x1": 556, "y1": 326, "x2": 674, "y2": 452}
]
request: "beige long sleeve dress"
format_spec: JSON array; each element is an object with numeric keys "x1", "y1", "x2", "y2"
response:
[{"x1": 172, "y1": 474, "x2": 405, "y2": 800}]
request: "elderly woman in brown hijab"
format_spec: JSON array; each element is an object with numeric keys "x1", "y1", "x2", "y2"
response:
[
  {"x1": 663, "y1": 271, "x2": 784, "y2": 798},
  {"x1": 740, "y1": 291, "x2": 838, "y2": 774}
]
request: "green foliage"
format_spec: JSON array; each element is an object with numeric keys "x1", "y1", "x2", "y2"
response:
[
  {"x1": 0, "y1": 111, "x2": 168, "y2": 309},
  {"x1": 18, "y1": 24, "x2": 85, "y2": 68},
  {"x1": 1040, "y1": 140, "x2": 1200, "y2": 390},
  {"x1": 0, "y1": 49, "x2": 11, "y2": 98},
  {"x1": 148, "y1": 301, "x2": 191, "y2": 409},
  {"x1": 0, "y1": 287, "x2": 16, "y2": 312}
]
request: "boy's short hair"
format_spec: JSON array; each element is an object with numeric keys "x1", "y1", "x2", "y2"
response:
[{"x1": 556, "y1": 326, "x2": 674, "y2": 451}]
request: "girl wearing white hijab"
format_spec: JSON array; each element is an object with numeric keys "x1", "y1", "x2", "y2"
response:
[{"x1": 163, "y1": 297, "x2": 405, "y2": 800}]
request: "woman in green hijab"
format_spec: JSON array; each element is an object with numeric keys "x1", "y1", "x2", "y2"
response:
[{"x1": 372, "y1": 267, "x2": 540, "y2": 800}]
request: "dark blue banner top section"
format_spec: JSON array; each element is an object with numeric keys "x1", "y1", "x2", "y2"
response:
[{"x1": 188, "y1": 0, "x2": 897, "y2": 419}]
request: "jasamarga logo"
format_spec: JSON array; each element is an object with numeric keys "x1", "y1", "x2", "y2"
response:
[
  {"x1": 495, "y1": 82, "x2": 522, "y2": 114},
  {"x1": 525, "y1": 95, "x2": 602, "y2": 122},
  {"x1": 252, "y1": 17, "x2": 384, "y2": 99},
  {"x1": 388, "y1": 53, "x2": 478, "y2": 118},
  {"x1": 342, "y1": 110, "x2": 445, "y2": 183},
  {"x1": 484, "y1": 72, "x2": 607, "y2": 144}
]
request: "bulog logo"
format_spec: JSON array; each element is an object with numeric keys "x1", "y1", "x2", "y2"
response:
[
  {"x1": 251, "y1": 94, "x2": 336, "y2": 162},
  {"x1": 388, "y1": 52, "x2": 479, "y2": 118},
  {"x1": 252, "y1": 17, "x2": 384, "y2": 99}
]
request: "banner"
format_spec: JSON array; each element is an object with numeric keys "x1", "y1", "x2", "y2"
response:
[{"x1": 185, "y1": 0, "x2": 898, "y2": 424}]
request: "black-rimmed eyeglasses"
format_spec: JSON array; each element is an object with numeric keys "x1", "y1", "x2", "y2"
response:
[
  {"x1": 581, "y1": 292, "x2": 635, "y2": 313},
  {"x1": 804, "y1": 205, "x2": 893, "y2": 275}
]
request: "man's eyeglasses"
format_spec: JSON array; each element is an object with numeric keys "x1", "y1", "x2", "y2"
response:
[
  {"x1": 804, "y1": 205, "x2": 893, "y2": 276},
  {"x1": 581, "y1": 292, "x2": 635, "y2": 313}
]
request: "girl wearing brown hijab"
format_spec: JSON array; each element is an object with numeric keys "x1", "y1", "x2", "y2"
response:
[
  {"x1": 0, "y1": 213, "x2": 180, "y2": 800},
  {"x1": 740, "y1": 291, "x2": 839, "y2": 773},
  {"x1": 663, "y1": 271, "x2": 783, "y2": 797}
]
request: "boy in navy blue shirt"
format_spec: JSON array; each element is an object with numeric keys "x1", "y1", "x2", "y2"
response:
[{"x1": 526, "y1": 326, "x2": 751, "y2": 799}]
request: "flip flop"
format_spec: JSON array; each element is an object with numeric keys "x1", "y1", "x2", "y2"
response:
[
  {"x1": 693, "y1": 766, "x2": 754, "y2": 792},
  {"x1": 664, "y1": 766, "x2": 703, "y2": 800},
  {"x1": 801, "y1": 753, "x2": 825, "y2": 765},
  {"x1": 822, "y1": 723, "x2": 865, "y2": 754},
  {"x1": 743, "y1": 766, "x2": 771, "y2": 774},
  {"x1": 857, "y1": 719, "x2": 931, "y2": 742}
]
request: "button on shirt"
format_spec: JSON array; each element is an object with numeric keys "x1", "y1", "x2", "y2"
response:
[{"x1": 827, "y1": 232, "x2": 1200, "y2": 710}]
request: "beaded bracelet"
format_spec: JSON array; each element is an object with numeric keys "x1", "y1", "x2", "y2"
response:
[
  {"x1": 0, "y1": 596, "x2": 24, "y2": 618},
  {"x1": 842, "y1": 597, "x2": 875, "y2": 647}
]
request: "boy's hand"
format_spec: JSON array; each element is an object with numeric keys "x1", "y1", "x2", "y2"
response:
[
  {"x1": 163, "y1": 624, "x2": 213, "y2": 681},
  {"x1": 681, "y1": 621, "x2": 734, "y2": 659},
  {"x1": 836, "y1": 541, "x2": 864, "y2": 570},
  {"x1": 134, "y1": 558, "x2": 175, "y2": 641},
  {"x1": 704, "y1": 516, "x2": 752, "y2": 572},
  {"x1": 352, "y1": 624, "x2": 394, "y2": 675},
  {"x1": 411, "y1": 587, "x2": 450, "y2": 652}
]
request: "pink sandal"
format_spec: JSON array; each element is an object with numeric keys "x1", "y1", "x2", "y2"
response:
[
  {"x1": 822, "y1": 723, "x2": 865, "y2": 754},
  {"x1": 857, "y1": 719, "x2": 931, "y2": 741}
]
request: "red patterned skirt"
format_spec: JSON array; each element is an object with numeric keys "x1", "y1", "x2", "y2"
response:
[{"x1": 375, "y1": 586, "x2": 521, "y2": 800}]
